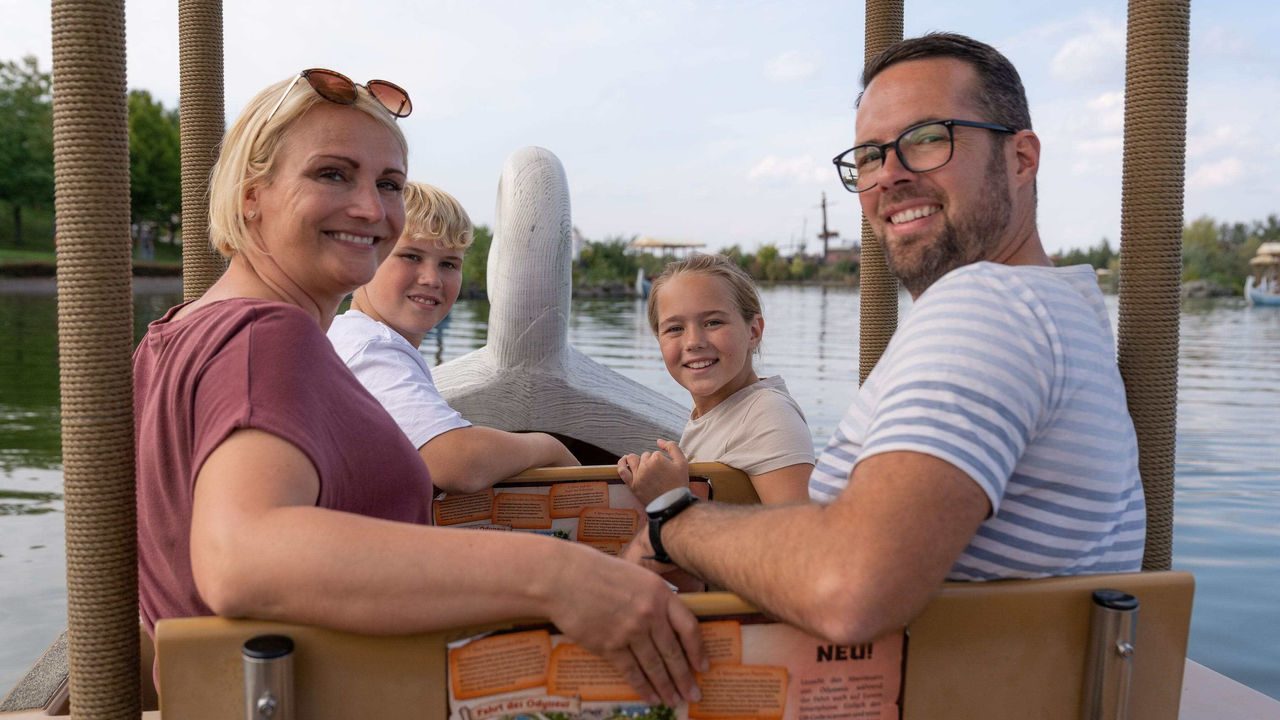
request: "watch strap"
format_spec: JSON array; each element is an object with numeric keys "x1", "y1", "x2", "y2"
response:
[
  {"x1": 648, "y1": 515, "x2": 673, "y2": 564},
  {"x1": 646, "y1": 489, "x2": 698, "y2": 565}
]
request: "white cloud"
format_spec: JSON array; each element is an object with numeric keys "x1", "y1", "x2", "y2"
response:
[
  {"x1": 1075, "y1": 136, "x2": 1124, "y2": 155},
  {"x1": 1188, "y1": 124, "x2": 1248, "y2": 159},
  {"x1": 1050, "y1": 21, "x2": 1125, "y2": 85},
  {"x1": 1086, "y1": 92, "x2": 1122, "y2": 111},
  {"x1": 1193, "y1": 24, "x2": 1270, "y2": 65},
  {"x1": 747, "y1": 155, "x2": 829, "y2": 185},
  {"x1": 1068, "y1": 136, "x2": 1121, "y2": 175},
  {"x1": 766, "y1": 51, "x2": 817, "y2": 82},
  {"x1": 1188, "y1": 157, "x2": 1244, "y2": 190},
  {"x1": 1086, "y1": 91, "x2": 1126, "y2": 133}
]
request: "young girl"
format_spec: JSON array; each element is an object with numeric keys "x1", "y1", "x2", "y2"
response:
[
  {"x1": 328, "y1": 181, "x2": 577, "y2": 493},
  {"x1": 618, "y1": 253, "x2": 814, "y2": 505}
]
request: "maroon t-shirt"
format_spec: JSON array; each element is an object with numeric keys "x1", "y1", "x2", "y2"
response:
[{"x1": 134, "y1": 298, "x2": 433, "y2": 633}]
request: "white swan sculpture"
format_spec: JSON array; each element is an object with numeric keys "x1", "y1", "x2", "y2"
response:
[{"x1": 433, "y1": 146, "x2": 686, "y2": 456}]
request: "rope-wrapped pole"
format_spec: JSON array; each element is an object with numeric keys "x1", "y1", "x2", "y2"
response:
[
  {"x1": 51, "y1": 0, "x2": 140, "y2": 716},
  {"x1": 1116, "y1": 0, "x2": 1189, "y2": 571},
  {"x1": 858, "y1": 0, "x2": 904, "y2": 384},
  {"x1": 178, "y1": 0, "x2": 226, "y2": 299}
]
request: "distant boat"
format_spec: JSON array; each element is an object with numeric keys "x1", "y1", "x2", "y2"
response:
[{"x1": 1245, "y1": 242, "x2": 1280, "y2": 306}]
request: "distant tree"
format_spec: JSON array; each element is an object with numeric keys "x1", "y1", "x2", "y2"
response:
[
  {"x1": 789, "y1": 254, "x2": 816, "y2": 280},
  {"x1": 1180, "y1": 216, "x2": 1217, "y2": 281},
  {"x1": 128, "y1": 90, "x2": 181, "y2": 234},
  {"x1": 0, "y1": 56, "x2": 54, "y2": 246},
  {"x1": 576, "y1": 237, "x2": 637, "y2": 285},
  {"x1": 754, "y1": 244, "x2": 790, "y2": 281},
  {"x1": 1058, "y1": 237, "x2": 1116, "y2": 269},
  {"x1": 1181, "y1": 214, "x2": 1259, "y2": 292},
  {"x1": 1254, "y1": 214, "x2": 1280, "y2": 243},
  {"x1": 721, "y1": 244, "x2": 750, "y2": 270},
  {"x1": 461, "y1": 224, "x2": 492, "y2": 294}
]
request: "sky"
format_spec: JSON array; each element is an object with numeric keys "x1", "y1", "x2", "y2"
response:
[{"x1": 2, "y1": 0, "x2": 1277, "y2": 256}]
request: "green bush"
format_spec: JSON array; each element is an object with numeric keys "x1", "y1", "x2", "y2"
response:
[{"x1": 460, "y1": 224, "x2": 492, "y2": 296}]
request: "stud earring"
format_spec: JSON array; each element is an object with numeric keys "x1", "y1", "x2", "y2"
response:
[{"x1": 246, "y1": 210, "x2": 257, "y2": 220}]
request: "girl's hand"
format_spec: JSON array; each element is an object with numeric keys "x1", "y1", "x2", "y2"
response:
[
  {"x1": 621, "y1": 439, "x2": 690, "y2": 505},
  {"x1": 617, "y1": 453, "x2": 641, "y2": 486}
]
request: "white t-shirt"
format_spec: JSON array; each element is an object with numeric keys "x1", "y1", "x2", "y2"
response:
[
  {"x1": 327, "y1": 310, "x2": 470, "y2": 449},
  {"x1": 810, "y1": 262, "x2": 1145, "y2": 580},
  {"x1": 680, "y1": 376, "x2": 815, "y2": 476}
]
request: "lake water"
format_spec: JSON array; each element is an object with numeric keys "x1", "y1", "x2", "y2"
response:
[{"x1": 1, "y1": 279, "x2": 1278, "y2": 699}]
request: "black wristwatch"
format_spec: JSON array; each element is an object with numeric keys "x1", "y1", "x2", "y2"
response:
[{"x1": 645, "y1": 487, "x2": 698, "y2": 565}]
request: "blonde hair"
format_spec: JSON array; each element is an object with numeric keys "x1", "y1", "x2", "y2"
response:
[
  {"x1": 207, "y1": 75, "x2": 409, "y2": 257},
  {"x1": 647, "y1": 253, "x2": 763, "y2": 335},
  {"x1": 402, "y1": 181, "x2": 473, "y2": 250}
]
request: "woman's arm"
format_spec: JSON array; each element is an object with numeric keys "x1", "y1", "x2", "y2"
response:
[
  {"x1": 420, "y1": 426, "x2": 578, "y2": 494},
  {"x1": 190, "y1": 429, "x2": 701, "y2": 706},
  {"x1": 748, "y1": 463, "x2": 814, "y2": 505}
]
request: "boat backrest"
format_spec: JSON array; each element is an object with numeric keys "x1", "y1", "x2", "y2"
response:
[
  {"x1": 153, "y1": 464, "x2": 1193, "y2": 719},
  {"x1": 154, "y1": 572, "x2": 1192, "y2": 719},
  {"x1": 903, "y1": 570, "x2": 1194, "y2": 718},
  {"x1": 499, "y1": 461, "x2": 761, "y2": 504}
]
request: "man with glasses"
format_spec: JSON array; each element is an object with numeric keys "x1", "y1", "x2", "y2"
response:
[{"x1": 627, "y1": 33, "x2": 1145, "y2": 647}]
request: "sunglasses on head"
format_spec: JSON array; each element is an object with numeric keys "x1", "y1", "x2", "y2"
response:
[{"x1": 265, "y1": 68, "x2": 412, "y2": 125}]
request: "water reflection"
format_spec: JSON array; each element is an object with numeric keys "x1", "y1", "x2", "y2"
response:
[
  {"x1": 0, "y1": 489, "x2": 62, "y2": 516},
  {"x1": 0, "y1": 292, "x2": 64, "y2": 472}
]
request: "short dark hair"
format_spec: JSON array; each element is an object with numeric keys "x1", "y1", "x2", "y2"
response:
[{"x1": 859, "y1": 32, "x2": 1032, "y2": 131}]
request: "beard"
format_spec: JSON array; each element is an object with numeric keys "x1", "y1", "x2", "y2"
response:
[{"x1": 876, "y1": 145, "x2": 1012, "y2": 296}]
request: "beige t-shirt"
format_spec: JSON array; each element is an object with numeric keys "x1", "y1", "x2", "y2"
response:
[{"x1": 680, "y1": 376, "x2": 815, "y2": 476}]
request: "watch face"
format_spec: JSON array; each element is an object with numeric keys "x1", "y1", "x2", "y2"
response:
[{"x1": 646, "y1": 487, "x2": 692, "y2": 515}]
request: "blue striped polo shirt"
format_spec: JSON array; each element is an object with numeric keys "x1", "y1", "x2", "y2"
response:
[{"x1": 809, "y1": 262, "x2": 1146, "y2": 579}]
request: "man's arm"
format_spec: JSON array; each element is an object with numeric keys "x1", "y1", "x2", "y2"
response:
[
  {"x1": 421, "y1": 426, "x2": 578, "y2": 494},
  {"x1": 646, "y1": 450, "x2": 989, "y2": 644}
]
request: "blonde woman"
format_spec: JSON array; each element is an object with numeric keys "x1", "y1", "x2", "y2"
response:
[{"x1": 133, "y1": 69, "x2": 703, "y2": 704}]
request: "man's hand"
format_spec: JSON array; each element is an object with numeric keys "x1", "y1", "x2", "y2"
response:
[
  {"x1": 547, "y1": 548, "x2": 707, "y2": 707},
  {"x1": 621, "y1": 522, "x2": 678, "y2": 574},
  {"x1": 618, "y1": 439, "x2": 690, "y2": 505}
]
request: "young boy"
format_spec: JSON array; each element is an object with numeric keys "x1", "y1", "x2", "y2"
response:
[{"x1": 328, "y1": 182, "x2": 578, "y2": 492}]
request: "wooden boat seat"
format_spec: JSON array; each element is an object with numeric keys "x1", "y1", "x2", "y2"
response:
[
  {"x1": 903, "y1": 570, "x2": 1193, "y2": 718},
  {"x1": 500, "y1": 461, "x2": 763, "y2": 504},
  {"x1": 155, "y1": 573, "x2": 1192, "y2": 719},
  {"x1": 152, "y1": 463, "x2": 1194, "y2": 719}
]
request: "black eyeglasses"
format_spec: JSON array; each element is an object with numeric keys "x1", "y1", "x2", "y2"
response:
[
  {"x1": 832, "y1": 119, "x2": 1017, "y2": 193},
  {"x1": 265, "y1": 68, "x2": 412, "y2": 125}
]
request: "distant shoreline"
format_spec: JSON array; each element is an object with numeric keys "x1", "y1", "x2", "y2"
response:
[
  {"x1": 1, "y1": 263, "x2": 1236, "y2": 299},
  {"x1": 0, "y1": 275, "x2": 182, "y2": 295}
]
